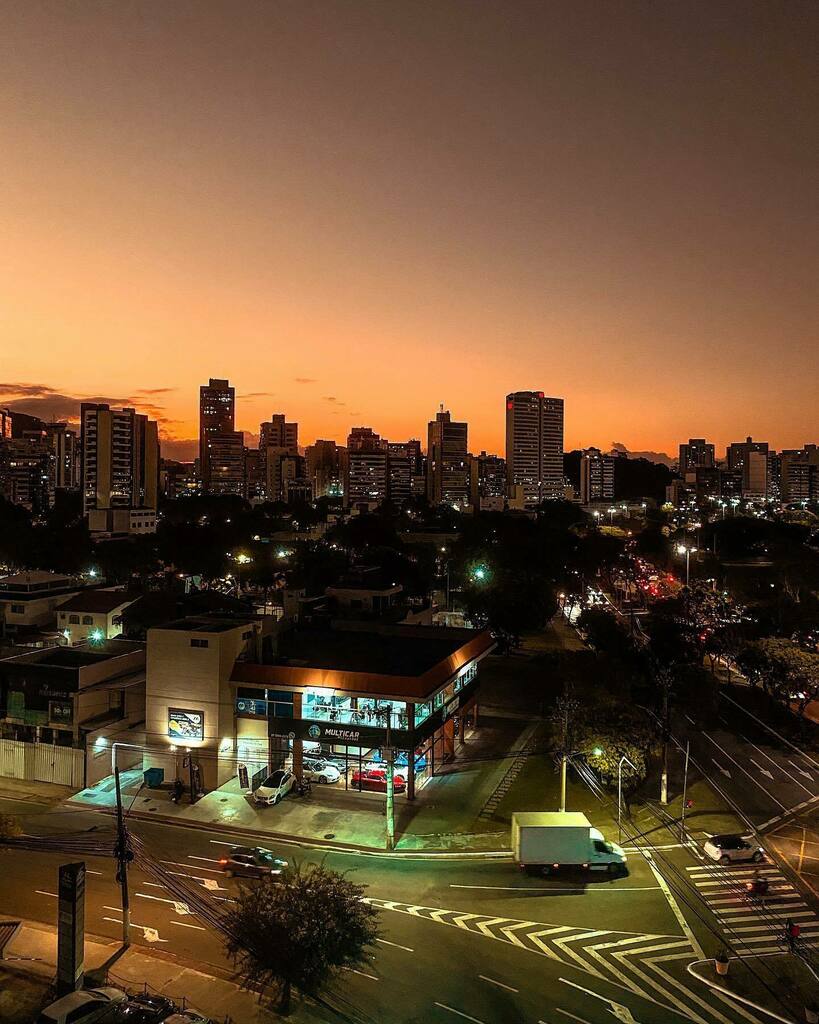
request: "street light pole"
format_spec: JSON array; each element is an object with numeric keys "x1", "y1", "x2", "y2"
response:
[
  {"x1": 113, "y1": 768, "x2": 131, "y2": 946},
  {"x1": 679, "y1": 740, "x2": 691, "y2": 842},
  {"x1": 618, "y1": 755, "x2": 637, "y2": 842},
  {"x1": 382, "y1": 709, "x2": 395, "y2": 851}
]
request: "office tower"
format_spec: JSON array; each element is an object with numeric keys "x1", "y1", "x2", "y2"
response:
[
  {"x1": 580, "y1": 447, "x2": 615, "y2": 505},
  {"x1": 727, "y1": 436, "x2": 769, "y2": 498},
  {"x1": 259, "y1": 414, "x2": 298, "y2": 455},
  {"x1": 505, "y1": 392, "x2": 564, "y2": 507},
  {"x1": 427, "y1": 408, "x2": 470, "y2": 507},
  {"x1": 767, "y1": 452, "x2": 782, "y2": 501},
  {"x1": 387, "y1": 440, "x2": 422, "y2": 507},
  {"x1": 0, "y1": 410, "x2": 11, "y2": 440},
  {"x1": 45, "y1": 422, "x2": 79, "y2": 491},
  {"x1": 199, "y1": 378, "x2": 235, "y2": 492},
  {"x1": 306, "y1": 440, "x2": 343, "y2": 498},
  {"x1": 206, "y1": 431, "x2": 245, "y2": 496},
  {"x1": 347, "y1": 449, "x2": 388, "y2": 508},
  {"x1": 243, "y1": 447, "x2": 265, "y2": 500},
  {"x1": 347, "y1": 426, "x2": 383, "y2": 451},
  {"x1": 0, "y1": 434, "x2": 51, "y2": 513},
  {"x1": 678, "y1": 438, "x2": 715, "y2": 475},
  {"x1": 781, "y1": 445, "x2": 819, "y2": 502},
  {"x1": 81, "y1": 404, "x2": 159, "y2": 535},
  {"x1": 469, "y1": 452, "x2": 506, "y2": 511}
]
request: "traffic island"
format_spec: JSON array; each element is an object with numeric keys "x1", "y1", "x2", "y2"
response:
[{"x1": 688, "y1": 954, "x2": 818, "y2": 1023}]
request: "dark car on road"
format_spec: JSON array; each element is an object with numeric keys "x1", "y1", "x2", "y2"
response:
[
  {"x1": 114, "y1": 993, "x2": 176, "y2": 1023},
  {"x1": 219, "y1": 845, "x2": 289, "y2": 878}
]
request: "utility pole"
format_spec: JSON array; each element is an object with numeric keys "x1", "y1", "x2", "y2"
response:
[
  {"x1": 660, "y1": 681, "x2": 669, "y2": 805},
  {"x1": 554, "y1": 690, "x2": 578, "y2": 813},
  {"x1": 113, "y1": 767, "x2": 131, "y2": 946},
  {"x1": 679, "y1": 740, "x2": 690, "y2": 841},
  {"x1": 382, "y1": 710, "x2": 395, "y2": 850}
]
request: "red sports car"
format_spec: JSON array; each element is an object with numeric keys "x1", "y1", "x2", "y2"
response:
[{"x1": 351, "y1": 768, "x2": 407, "y2": 793}]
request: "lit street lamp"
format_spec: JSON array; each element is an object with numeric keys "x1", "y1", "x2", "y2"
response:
[{"x1": 676, "y1": 543, "x2": 697, "y2": 586}]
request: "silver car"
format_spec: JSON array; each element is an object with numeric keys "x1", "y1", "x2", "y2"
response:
[{"x1": 703, "y1": 833, "x2": 764, "y2": 864}]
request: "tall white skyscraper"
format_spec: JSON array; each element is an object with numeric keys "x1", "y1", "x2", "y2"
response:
[{"x1": 505, "y1": 391, "x2": 564, "y2": 506}]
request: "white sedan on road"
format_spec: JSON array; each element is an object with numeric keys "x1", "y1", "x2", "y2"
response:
[{"x1": 703, "y1": 833, "x2": 765, "y2": 864}]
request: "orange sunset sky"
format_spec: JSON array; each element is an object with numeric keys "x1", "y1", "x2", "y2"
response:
[{"x1": 1, "y1": 2, "x2": 817, "y2": 464}]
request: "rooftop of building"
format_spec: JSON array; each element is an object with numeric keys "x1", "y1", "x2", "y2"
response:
[
  {"x1": 0, "y1": 571, "x2": 79, "y2": 596},
  {"x1": 153, "y1": 616, "x2": 260, "y2": 634},
  {"x1": 0, "y1": 639, "x2": 145, "y2": 671},
  {"x1": 231, "y1": 622, "x2": 495, "y2": 701},
  {"x1": 58, "y1": 590, "x2": 134, "y2": 614}
]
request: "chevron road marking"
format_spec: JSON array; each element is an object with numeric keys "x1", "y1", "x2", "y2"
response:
[
  {"x1": 527, "y1": 926, "x2": 577, "y2": 960},
  {"x1": 475, "y1": 916, "x2": 508, "y2": 937},
  {"x1": 584, "y1": 935, "x2": 686, "y2": 1006},
  {"x1": 553, "y1": 929, "x2": 609, "y2": 977},
  {"x1": 452, "y1": 913, "x2": 480, "y2": 930},
  {"x1": 500, "y1": 920, "x2": 535, "y2": 947}
]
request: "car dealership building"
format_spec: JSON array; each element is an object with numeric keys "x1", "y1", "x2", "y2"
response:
[{"x1": 143, "y1": 615, "x2": 495, "y2": 798}]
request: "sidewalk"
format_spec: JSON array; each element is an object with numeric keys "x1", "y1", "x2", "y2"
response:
[
  {"x1": 0, "y1": 917, "x2": 332, "y2": 1024},
  {"x1": 68, "y1": 713, "x2": 529, "y2": 855}
]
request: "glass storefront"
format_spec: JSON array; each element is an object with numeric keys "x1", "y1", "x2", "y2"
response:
[{"x1": 302, "y1": 690, "x2": 408, "y2": 730}]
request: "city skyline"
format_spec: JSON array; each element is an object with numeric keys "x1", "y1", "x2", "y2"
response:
[{"x1": 2, "y1": 3, "x2": 817, "y2": 460}]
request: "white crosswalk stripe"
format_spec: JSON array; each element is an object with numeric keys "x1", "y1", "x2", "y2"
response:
[{"x1": 686, "y1": 862, "x2": 819, "y2": 955}]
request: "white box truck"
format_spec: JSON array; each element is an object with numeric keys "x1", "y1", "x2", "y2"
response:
[{"x1": 512, "y1": 811, "x2": 627, "y2": 875}]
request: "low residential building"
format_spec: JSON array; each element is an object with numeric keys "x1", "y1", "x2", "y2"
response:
[
  {"x1": 0, "y1": 639, "x2": 146, "y2": 788},
  {"x1": 0, "y1": 572, "x2": 88, "y2": 641},
  {"x1": 57, "y1": 590, "x2": 136, "y2": 646}
]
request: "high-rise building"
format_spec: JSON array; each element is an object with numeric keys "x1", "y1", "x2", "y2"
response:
[
  {"x1": 727, "y1": 436, "x2": 769, "y2": 498},
  {"x1": 81, "y1": 404, "x2": 159, "y2": 535},
  {"x1": 0, "y1": 435, "x2": 51, "y2": 513},
  {"x1": 45, "y1": 422, "x2": 79, "y2": 492},
  {"x1": 469, "y1": 452, "x2": 506, "y2": 511},
  {"x1": 781, "y1": 445, "x2": 819, "y2": 503},
  {"x1": 206, "y1": 431, "x2": 245, "y2": 496},
  {"x1": 259, "y1": 414, "x2": 298, "y2": 455},
  {"x1": 505, "y1": 392, "x2": 564, "y2": 507},
  {"x1": 199, "y1": 379, "x2": 235, "y2": 492},
  {"x1": 0, "y1": 410, "x2": 11, "y2": 441},
  {"x1": 347, "y1": 448, "x2": 388, "y2": 508},
  {"x1": 678, "y1": 438, "x2": 715, "y2": 475},
  {"x1": 243, "y1": 447, "x2": 265, "y2": 500},
  {"x1": 306, "y1": 440, "x2": 344, "y2": 498},
  {"x1": 580, "y1": 447, "x2": 615, "y2": 505},
  {"x1": 427, "y1": 408, "x2": 469, "y2": 507}
]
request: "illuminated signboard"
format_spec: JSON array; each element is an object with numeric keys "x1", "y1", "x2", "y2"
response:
[{"x1": 168, "y1": 707, "x2": 204, "y2": 741}]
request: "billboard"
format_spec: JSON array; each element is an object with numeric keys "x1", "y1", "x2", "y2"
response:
[{"x1": 168, "y1": 707, "x2": 204, "y2": 741}]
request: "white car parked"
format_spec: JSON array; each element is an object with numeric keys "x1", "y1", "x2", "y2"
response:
[
  {"x1": 253, "y1": 768, "x2": 296, "y2": 806},
  {"x1": 703, "y1": 833, "x2": 765, "y2": 864},
  {"x1": 302, "y1": 757, "x2": 341, "y2": 784},
  {"x1": 37, "y1": 987, "x2": 126, "y2": 1024}
]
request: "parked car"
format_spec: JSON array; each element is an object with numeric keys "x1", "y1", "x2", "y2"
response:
[
  {"x1": 703, "y1": 834, "x2": 765, "y2": 864},
  {"x1": 302, "y1": 757, "x2": 341, "y2": 784},
  {"x1": 163, "y1": 1014, "x2": 212, "y2": 1024},
  {"x1": 351, "y1": 768, "x2": 407, "y2": 793},
  {"x1": 371, "y1": 750, "x2": 427, "y2": 771},
  {"x1": 253, "y1": 769, "x2": 296, "y2": 805},
  {"x1": 116, "y1": 993, "x2": 176, "y2": 1022},
  {"x1": 37, "y1": 987, "x2": 127, "y2": 1024},
  {"x1": 219, "y1": 845, "x2": 289, "y2": 878}
]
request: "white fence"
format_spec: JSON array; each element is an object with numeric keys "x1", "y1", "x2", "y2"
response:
[{"x1": 0, "y1": 739, "x2": 84, "y2": 788}]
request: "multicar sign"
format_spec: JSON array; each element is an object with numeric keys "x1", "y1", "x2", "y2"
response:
[{"x1": 268, "y1": 717, "x2": 412, "y2": 750}]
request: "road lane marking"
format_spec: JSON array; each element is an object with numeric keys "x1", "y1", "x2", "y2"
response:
[
  {"x1": 553, "y1": 1013, "x2": 592, "y2": 1024},
  {"x1": 645, "y1": 861, "x2": 702, "y2": 958},
  {"x1": 448, "y1": 884, "x2": 659, "y2": 892},
  {"x1": 738, "y1": 734, "x2": 814, "y2": 795},
  {"x1": 101, "y1": 917, "x2": 167, "y2": 943},
  {"x1": 34, "y1": 890, "x2": 58, "y2": 898},
  {"x1": 720, "y1": 692, "x2": 819, "y2": 769},
  {"x1": 170, "y1": 920, "x2": 206, "y2": 931},
  {"x1": 434, "y1": 1003, "x2": 486, "y2": 1024},
  {"x1": 135, "y1": 892, "x2": 192, "y2": 915},
  {"x1": 702, "y1": 733, "x2": 787, "y2": 808},
  {"x1": 376, "y1": 937, "x2": 414, "y2": 952},
  {"x1": 478, "y1": 975, "x2": 518, "y2": 993},
  {"x1": 188, "y1": 855, "x2": 223, "y2": 864},
  {"x1": 342, "y1": 966, "x2": 378, "y2": 981},
  {"x1": 159, "y1": 860, "x2": 223, "y2": 874}
]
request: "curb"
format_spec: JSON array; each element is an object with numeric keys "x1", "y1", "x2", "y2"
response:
[
  {"x1": 686, "y1": 959, "x2": 798, "y2": 1024},
  {"x1": 85, "y1": 804, "x2": 513, "y2": 861}
]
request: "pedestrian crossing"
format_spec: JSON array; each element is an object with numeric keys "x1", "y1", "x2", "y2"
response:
[
  {"x1": 686, "y1": 861, "x2": 819, "y2": 956},
  {"x1": 363, "y1": 898, "x2": 752, "y2": 1024}
]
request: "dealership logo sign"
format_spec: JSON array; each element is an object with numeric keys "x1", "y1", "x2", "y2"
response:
[
  {"x1": 308, "y1": 724, "x2": 322, "y2": 739},
  {"x1": 323, "y1": 727, "x2": 361, "y2": 742}
]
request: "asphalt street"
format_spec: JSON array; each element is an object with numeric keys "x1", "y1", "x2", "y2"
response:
[{"x1": 0, "y1": 796, "x2": 786, "y2": 1024}]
